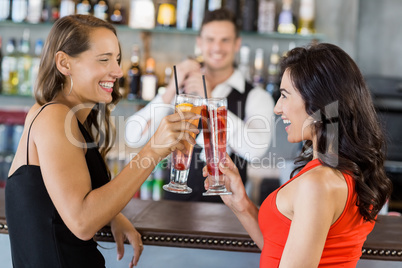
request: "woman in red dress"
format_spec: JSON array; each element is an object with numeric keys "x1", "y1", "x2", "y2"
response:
[{"x1": 207, "y1": 43, "x2": 393, "y2": 267}]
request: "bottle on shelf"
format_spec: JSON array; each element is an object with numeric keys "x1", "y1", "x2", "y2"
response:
[
  {"x1": 297, "y1": 0, "x2": 315, "y2": 35},
  {"x1": 41, "y1": 0, "x2": 60, "y2": 22},
  {"x1": 282, "y1": 41, "x2": 296, "y2": 57},
  {"x1": 152, "y1": 158, "x2": 168, "y2": 201},
  {"x1": 242, "y1": 0, "x2": 258, "y2": 32},
  {"x1": 176, "y1": 0, "x2": 190, "y2": 30},
  {"x1": 26, "y1": 0, "x2": 43, "y2": 24},
  {"x1": 208, "y1": 0, "x2": 221, "y2": 11},
  {"x1": 266, "y1": 43, "x2": 280, "y2": 102},
  {"x1": 1, "y1": 38, "x2": 18, "y2": 95},
  {"x1": 59, "y1": 0, "x2": 76, "y2": 18},
  {"x1": 76, "y1": 0, "x2": 93, "y2": 16},
  {"x1": 127, "y1": 44, "x2": 141, "y2": 100},
  {"x1": 17, "y1": 29, "x2": 32, "y2": 96},
  {"x1": 191, "y1": 0, "x2": 205, "y2": 31},
  {"x1": 0, "y1": 36, "x2": 3, "y2": 93},
  {"x1": 11, "y1": 0, "x2": 28, "y2": 23},
  {"x1": 252, "y1": 48, "x2": 264, "y2": 88},
  {"x1": 277, "y1": 0, "x2": 296, "y2": 34},
  {"x1": 93, "y1": 0, "x2": 110, "y2": 21},
  {"x1": 156, "y1": 1, "x2": 176, "y2": 28},
  {"x1": 225, "y1": 0, "x2": 241, "y2": 29},
  {"x1": 140, "y1": 57, "x2": 158, "y2": 101},
  {"x1": 110, "y1": 1, "x2": 126, "y2": 24},
  {"x1": 238, "y1": 44, "x2": 251, "y2": 83},
  {"x1": 30, "y1": 39, "x2": 43, "y2": 94},
  {"x1": 128, "y1": 0, "x2": 155, "y2": 29},
  {"x1": 118, "y1": 75, "x2": 126, "y2": 98},
  {"x1": 258, "y1": 0, "x2": 276, "y2": 34},
  {"x1": 0, "y1": 0, "x2": 11, "y2": 21},
  {"x1": 157, "y1": 66, "x2": 172, "y2": 95}
]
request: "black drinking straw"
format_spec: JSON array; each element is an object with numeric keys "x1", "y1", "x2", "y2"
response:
[
  {"x1": 173, "y1": 65, "x2": 179, "y2": 95},
  {"x1": 202, "y1": 75, "x2": 208, "y2": 99},
  {"x1": 202, "y1": 75, "x2": 211, "y2": 134}
]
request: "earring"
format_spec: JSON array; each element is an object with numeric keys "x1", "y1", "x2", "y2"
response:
[{"x1": 63, "y1": 74, "x2": 73, "y2": 97}]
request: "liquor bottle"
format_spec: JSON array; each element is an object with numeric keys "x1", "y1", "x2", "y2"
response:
[
  {"x1": 208, "y1": 0, "x2": 221, "y2": 11},
  {"x1": 140, "y1": 175, "x2": 153, "y2": 200},
  {"x1": 26, "y1": 0, "x2": 43, "y2": 23},
  {"x1": 110, "y1": 1, "x2": 126, "y2": 24},
  {"x1": 93, "y1": 0, "x2": 110, "y2": 21},
  {"x1": 11, "y1": 0, "x2": 28, "y2": 22},
  {"x1": 152, "y1": 158, "x2": 167, "y2": 201},
  {"x1": 156, "y1": 1, "x2": 176, "y2": 27},
  {"x1": 225, "y1": 0, "x2": 241, "y2": 29},
  {"x1": 140, "y1": 57, "x2": 158, "y2": 101},
  {"x1": 252, "y1": 48, "x2": 264, "y2": 88},
  {"x1": 17, "y1": 30, "x2": 33, "y2": 96},
  {"x1": 128, "y1": 0, "x2": 155, "y2": 29},
  {"x1": 266, "y1": 43, "x2": 280, "y2": 102},
  {"x1": 0, "y1": 37, "x2": 3, "y2": 93},
  {"x1": 297, "y1": 0, "x2": 315, "y2": 35},
  {"x1": 59, "y1": 0, "x2": 76, "y2": 18},
  {"x1": 191, "y1": 0, "x2": 205, "y2": 31},
  {"x1": 41, "y1": 0, "x2": 60, "y2": 22},
  {"x1": 277, "y1": 0, "x2": 296, "y2": 34},
  {"x1": 76, "y1": 0, "x2": 93, "y2": 15},
  {"x1": 242, "y1": 0, "x2": 258, "y2": 32},
  {"x1": 238, "y1": 45, "x2": 251, "y2": 83},
  {"x1": 157, "y1": 66, "x2": 171, "y2": 95},
  {"x1": 176, "y1": 0, "x2": 190, "y2": 30},
  {"x1": 118, "y1": 75, "x2": 126, "y2": 97},
  {"x1": 0, "y1": 0, "x2": 11, "y2": 21},
  {"x1": 30, "y1": 39, "x2": 43, "y2": 94},
  {"x1": 127, "y1": 45, "x2": 141, "y2": 100},
  {"x1": 258, "y1": 0, "x2": 276, "y2": 33},
  {"x1": 1, "y1": 38, "x2": 18, "y2": 95}
]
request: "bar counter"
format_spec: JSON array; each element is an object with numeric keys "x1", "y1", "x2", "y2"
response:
[{"x1": 0, "y1": 189, "x2": 401, "y2": 262}]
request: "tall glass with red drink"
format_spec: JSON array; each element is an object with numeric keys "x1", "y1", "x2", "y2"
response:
[
  {"x1": 163, "y1": 94, "x2": 202, "y2": 194},
  {"x1": 201, "y1": 97, "x2": 232, "y2": 195}
]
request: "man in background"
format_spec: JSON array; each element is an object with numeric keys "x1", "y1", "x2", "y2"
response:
[{"x1": 126, "y1": 8, "x2": 274, "y2": 202}]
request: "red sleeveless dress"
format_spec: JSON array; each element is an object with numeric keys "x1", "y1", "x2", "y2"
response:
[{"x1": 258, "y1": 159, "x2": 375, "y2": 267}]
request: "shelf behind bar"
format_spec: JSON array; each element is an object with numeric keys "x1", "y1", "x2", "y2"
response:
[
  {"x1": 0, "y1": 94, "x2": 149, "y2": 108},
  {"x1": 0, "y1": 21, "x2": 325, "y2": 41}
]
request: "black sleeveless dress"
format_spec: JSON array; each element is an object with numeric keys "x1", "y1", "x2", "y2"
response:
[{"x1": 5, "y1": 103, "x2": 109, "y2": 267}]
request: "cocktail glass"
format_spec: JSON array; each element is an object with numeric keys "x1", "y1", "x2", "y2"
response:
[
  {"x1": 201, "y1": 97, "x2": 232, "y2": 195},
  {"x1": 163, "y1": 94, "x2": 202, "y2": 194}
]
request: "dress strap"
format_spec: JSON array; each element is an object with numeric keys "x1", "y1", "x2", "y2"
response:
[{"x1": 26, "y1": 103, "x2": 58, "y2": 165}]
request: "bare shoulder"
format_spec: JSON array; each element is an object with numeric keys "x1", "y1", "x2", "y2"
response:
[
  {"x1": 295, "y1": 165, "x2": 347, "y2": 200},
  {"x1": 28, "y1": 103, "x2": 83, "y2": 144}
]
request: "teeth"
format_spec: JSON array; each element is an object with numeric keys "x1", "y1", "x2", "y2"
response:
[
  {"x1": 283, "y1": 119, "x2": 291, "y2": 124},
  {"x1": 99, "y1": 82, "x2": 114, "y2": 88}
]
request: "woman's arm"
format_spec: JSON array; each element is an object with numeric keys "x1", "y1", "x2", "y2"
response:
[
  {"x1": 34, "y1": 105, "x2": 199, "y2": 240},
  {"x1": 208, "y1": 155, "x2": 264, "y2": 249}
]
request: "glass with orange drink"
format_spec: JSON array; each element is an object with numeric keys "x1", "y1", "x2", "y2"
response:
[{"x1": 163, "y1": 94, "x2": 202, "y2": 194}]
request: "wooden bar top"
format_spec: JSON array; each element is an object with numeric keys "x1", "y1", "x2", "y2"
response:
[{"x1": 0, "y1": 189, "x2": 401, "y2": 261}]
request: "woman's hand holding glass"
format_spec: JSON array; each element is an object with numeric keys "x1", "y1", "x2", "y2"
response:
[
  {"x1": 203, "y1": 154, "x2": 249, "y2": 212},
  {"x1": 148, "y1": 112, "x2": 200, "y2": 159}
]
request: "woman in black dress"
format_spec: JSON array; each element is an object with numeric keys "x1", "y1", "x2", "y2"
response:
[{"x1": 5, "y1": 15, "x2": 199, "y2": 267}]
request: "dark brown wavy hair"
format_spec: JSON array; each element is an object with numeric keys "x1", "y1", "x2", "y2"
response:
[
  {"x1": 34, "y1": 15, "x2": 122, "y2": 179},
  {"x1": 282, "y1": 43, "x2": 392, "y2": 222}
]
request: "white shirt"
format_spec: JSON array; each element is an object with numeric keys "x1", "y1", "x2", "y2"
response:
[{"x1": 125, "y1": 70, "x2": 275, "y2": 163}]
